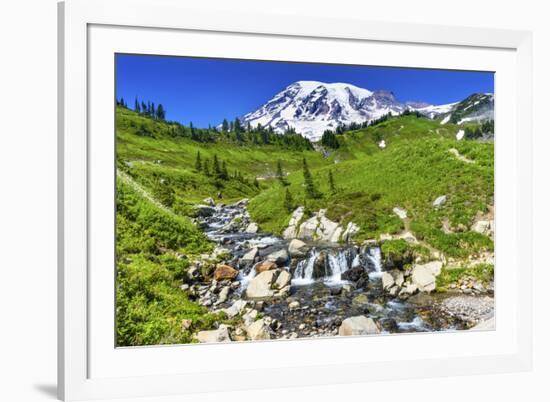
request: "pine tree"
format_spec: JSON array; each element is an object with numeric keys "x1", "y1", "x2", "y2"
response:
[
  {"x1": 221, "y1": 161, "x2": 228, "y2": 180},
  {"x1": 234, "y1": 118, "x2": 242, "y2": 133},
  {"x1": 276, "y1": 160, "x2": 287, "y2": 186},
  {"x1": 222, "y1": 119, "x2": 229, "y2": 132},
  {"x1": 195, "y1": 151, "x2": 202, "y2": 171},
  {"x1": 328, "y1": 170, "x2": 336, "y2": 194},
  {"x1": 303, "y1": 158, "x2": 320, "y2": 199},
  {"x1": 213, "y1": 155, "x2": 221, "y2": 177},
  {"x1": 156, "y1": 103, "x2": 166, "y2": 120},
  {"x1": 141, "y1": 101, "x2": 147, "y2": 114},
  {"x1": 134, "y1": 97, "x2": 141, "y2": 113},
  {"x1": 284, "y1": 188, "x2": 293, "y2": 212},
  {"x1": 203, "y1": 159, "x2": 211, "y2": 176},
  {"x1": 151, "y1": 102, "x2": 156, "y2": 118}
]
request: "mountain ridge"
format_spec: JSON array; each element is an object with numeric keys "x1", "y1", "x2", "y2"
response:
[{"x1": 239, "y1": 80, "x2": 493, "y2": 140}]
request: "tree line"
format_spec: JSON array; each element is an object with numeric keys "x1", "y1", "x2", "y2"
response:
[{"x1": 117, "y1": 96, "x2": 166, "y2": 120}]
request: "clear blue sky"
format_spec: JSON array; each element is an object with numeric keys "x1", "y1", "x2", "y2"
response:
[{"x1": 116, "y1": 54, "x2": 494, "y2": 128}]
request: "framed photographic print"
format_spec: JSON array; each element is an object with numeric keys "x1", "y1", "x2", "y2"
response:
[{"x1": 58, "y1": 0, "x2": 533, "y2": 400}]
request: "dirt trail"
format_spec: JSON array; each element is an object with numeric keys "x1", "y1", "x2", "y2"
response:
[
  {"x1": 449, "y1": 148, "x2": 474, "y2": 164},
  {"x1": 117, "y1": 170, "x2": 174, "y2": 215}
]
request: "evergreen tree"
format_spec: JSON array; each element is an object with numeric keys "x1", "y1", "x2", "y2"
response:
[
  {"x1": 284, "y1": 188, "x2": 293, "y2": 212},
  {"x1": 213, "y1": 155, "x2": 221, "y2": 177},
  {"x1": 203, "y1": 159, "x2": 211, "y2": 176},
  {"x1": 156, "y1": 103, "x2": 166, "y2": 120},
  {"x1": 328, "y1": 170, "x2": 336, "y2": 194},
  {"x1": 141, "y1": 101, "x2": 147, "y2": 114},
  {"x1": 134, "y1": 97, "x2": 141, "y2": 113},
  {"x1": 221, "y1": 160, "x2": 229, "y2": 180},
  {"x1": 194, "y1": 151, "x2": 202, "y2": 171},
  {"x1": 321, "y1": 130, "x2": 340, "y2": 149},
  {"x1": 276, "y1": 160, "x2": 287, "y2": 185},
  {"x1": 234, "y1": 118, "x2": 243, "y2": 133},
  {"x1": 222, "y1": 119, "x2": 229, "y2": 132},
  {"x1": 302, "y1": 158, "x2": 320, "y2": 199},
  {"x1": 151, "y1": 102, "x2": 156, "y2": 118}
]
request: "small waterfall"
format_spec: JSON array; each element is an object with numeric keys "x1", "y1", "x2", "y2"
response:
[
  {"x1": 292, "y1": 249, "x2": 319, "y2": 285},
  {"x1": 366, "y1": 247, "x2": 383, "y2": 279},
  {"x1": 292, "y1": 247, "x2": 369, "y2": 285}
]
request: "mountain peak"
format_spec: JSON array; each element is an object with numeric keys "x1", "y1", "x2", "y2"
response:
[{"x1": 242, "y1": 80, "x2": 398, "y2": 140}]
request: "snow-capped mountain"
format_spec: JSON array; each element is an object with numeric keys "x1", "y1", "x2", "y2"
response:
[
  {"x1": 242, "y1": 81, "x2": 405, "y2": 141},
  {"x1": 240, "y1": 80, "x2": 494, "y2": 141}
]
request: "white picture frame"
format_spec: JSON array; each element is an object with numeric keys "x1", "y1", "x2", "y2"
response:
[{"x1": 58, "y1": 0, "x2": 533, "y2": 400}]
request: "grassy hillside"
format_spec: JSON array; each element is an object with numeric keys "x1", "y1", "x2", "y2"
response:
[
  {"x1": 116, "y1": 177, "x2": 226, "y2": 346},
  {"x1": 248, "y1": 114, "x2": 494, "y2": 257},
  {"x1": 115, "y1": 106, "x2": 494, "y2": 344},
  {"x1": 117, "y1": 107, "x2": 326, "y2": 207}
]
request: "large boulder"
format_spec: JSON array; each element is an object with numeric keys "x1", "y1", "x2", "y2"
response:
[
  {"x1": 382, "y1": 272, "x2": 395, "y2": 290},
  {"x1": 341, "y1": 266, "x2": 369, "y2": 289},
  {"x1": 274, "y1": 270, "x2": 291, "y2": 289},
  {"x1": 317, "y1": 212, "x2": 341, "y2": 242},
  {"x1": 255, "y1": 260, "x2": 277, "y2": 273},
  {"x1": 246, "y1": 318, "x2": 273, "y2": 340},
  {"x1": 410, "y1": 261, "x2": 442, "y2": 293},
  {"x1": 240, "y1": 248, "x2": 259, "y2": 267},
  {"x1": 288, "y1": 239, "x2": 309, "y2": 258},
  {"x1": 245, "y1": 269, "x2": 291, "y2": 299},
  {"x1": 245, "y1": 270, "x2": 277, "y2": 299},
  {"x1": 266, "y1": 249, "x2": 289, "y2": 266},
  {"x1": 213, "y1": 264, "x2": 239, "y2": 281},
  {"x1": 338, "y1": 316, "x2": 381, "y2": 336},
  {"x1": 341, "y1": 266, "x2": 365, "y2": 282},
  {"x1": 283, "y1": 207, "x2": 305, "y2": 239},
  {"x1": 296, "y1": 215, "x2": 319, "y2": 240},
  {"x1": 196, "y1": 325, "x2": 232, "y2": 343}
]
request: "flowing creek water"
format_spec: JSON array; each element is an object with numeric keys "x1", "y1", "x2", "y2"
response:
[{"x1": 198, "y1": 201, "x2": 483, "y2": 338}]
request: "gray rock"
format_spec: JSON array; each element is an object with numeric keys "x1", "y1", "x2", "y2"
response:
[
  {"x1": 433, "y1": 195, "x2": 447, "y2": 208},
  {"x1": 341, "y1": 221, "x2": 359, "y2": 242},
  {"x1": 214, "y1": 286, "x2": 230, "y2": 305},
  {"x1": 288, "y1": 300, "x2": 300, "y2": 310},
  {"x1": 410, "y1": 262, "x2": 442, "y2": 293},
  {"x1": 338, "y1": 316, "x2": 381, "y2": 336},
  {"x1": 241, "y1": 247, "x2": 259, "y2": 266},
  {"x1": 266, "y1": 249, "x2": 289, "y2": 266},
  {"x1": 196, "y1": 325, "x2": 232, "y2": 343},
  {"x1": 392, "y1": 207, "x2": 407, "y2": 219},
  {"x1": 246, "y1": 318, "x2": 272, "y2": 340},
  {"x1": 245, "y1": 222, "x2": 259, "y2": 234},
  {"x1": 223, "y1": 300, "x2": 248, "y2": 318},
  {"x1": 382, "y1": 272, "x2": 395, "y2": 290},
  {"x1": 288, "y1": 239, "x2": 309, "y2": 258},
  {"x1": 274, "y1": 270, "x2": 291, "y2": 289},
  {"x1": 245, "y1": 270, "x2": 277, "y2": 299},
  {"x1": 471, "y1": 220, "x2": 493, "y2": 236},
  {"x1": 282, "y1": 207, "x2": 305, "y2": 239},
  {"x1": 195, "y1": 204, "x2": 216, "y2": 217}
]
